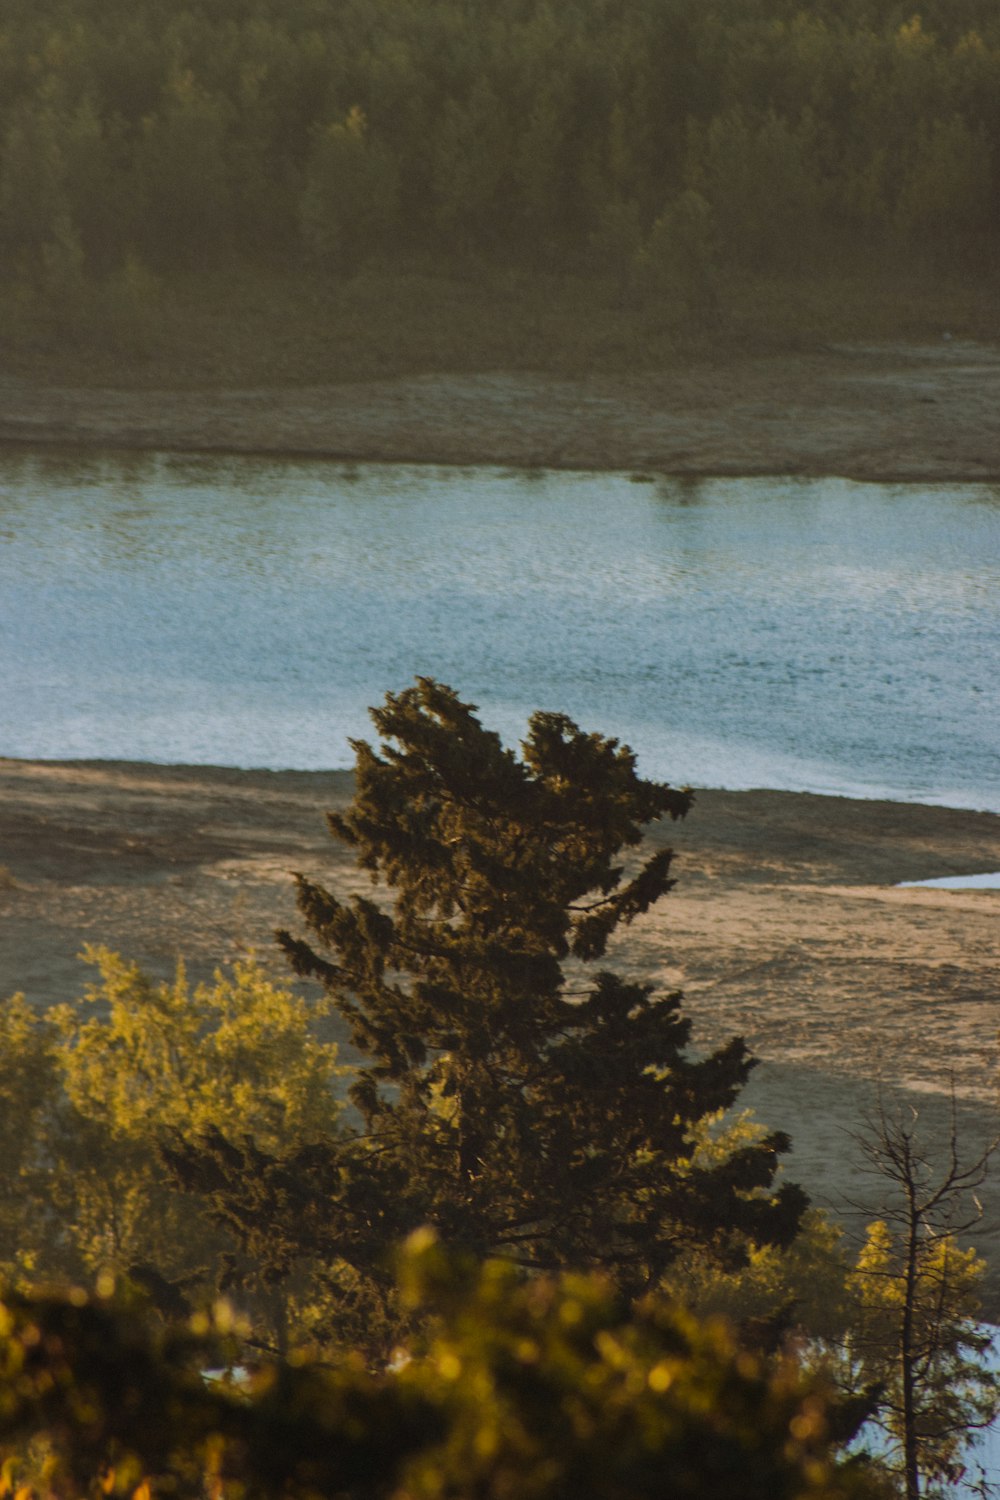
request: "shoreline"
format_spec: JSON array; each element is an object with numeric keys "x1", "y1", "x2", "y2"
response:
[
  {"x1": 4, "y1": 754, "x2": 999, "y2": 820},
  {"x1": 1, "y1": 433, "x2": 998, "y2": 488},
  {"x1": 3, "y1": 341, "x2": 1000, "y2": 481}
]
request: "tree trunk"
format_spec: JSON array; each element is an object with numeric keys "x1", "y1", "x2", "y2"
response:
[{"x1": 900, "y1": 1187, "x2": 921, "y2": 1500}]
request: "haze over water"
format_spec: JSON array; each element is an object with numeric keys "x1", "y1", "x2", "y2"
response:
[{"x1": 1, "y1": 451, "x2": 997, "y2": 811}]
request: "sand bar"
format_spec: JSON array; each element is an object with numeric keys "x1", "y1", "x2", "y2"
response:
[{"x1": 2, "y1": 757, "x2": 998, "y2": 1302}]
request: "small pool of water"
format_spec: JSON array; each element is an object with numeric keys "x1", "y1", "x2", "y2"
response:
[{"x1": 898, "y1": 872, "x2": 1000, "y2": 889}]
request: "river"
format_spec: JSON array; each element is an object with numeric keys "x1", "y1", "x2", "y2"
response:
[{"x1": 1, "y1": 451, "x2": 998, "y2": 810}]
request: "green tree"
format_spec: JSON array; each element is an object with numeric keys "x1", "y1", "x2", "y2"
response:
[
  {"x1": 0, "y1": 100, "x2": 68, "y2": 262},
  {"x1": 639, "y1": 189, "x2": 719, "y2": 326},
  {"x1": 59, "y1": 96, "x2": 123, "y2": 272},
  {"x1": 894, "y1": 114, "x2": 993, "y2": 249},
  {"x1": 0, "y1": 949, "x2": 347, "y2": 1339},
  {"x1": 587, "y1": 196, "x2": 644, "y2": 297},
  {"x1": 299, "y1": 106, "x2": 400, "y2": 275},
  {"x1": 661, "y1": 1112, "x2": 853, "y2": 1349},
  {"x1": 430, "y1": 80, "x2": 510, "y2": 253},
  {"x1": 686, "y1": 108, "x2": 827, "y2": 271},
  {"x1": 95, "y1": 251, "x2": 162, "y2": 356},
  {"x1": 511, "y1": 81, "x2": 569, "y2": 252},
  {"x1": 131, "y1": 69, "x2": 235, "y2": 267},
  {"x1": 170, "y1": 680, "x2": 806, "y2": 1356}
]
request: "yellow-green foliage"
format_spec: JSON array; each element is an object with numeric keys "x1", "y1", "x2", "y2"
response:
[
  {"x1": 55, "y1": 946, "x2": 344, "y2": 1152},
  {"x1": 664, "y1": 1208, "x2": 850, "y2": 1346},
  {"x1": 850, "y1": 1219, "x2": 986, "y2": 1348},
  {"x1": 662, "y1": 1113, "x2": 851, "y2": 1343},
  {"x1": 0, "y1": 1235, "x2": 878, "y2": 1500},
  {"x1": 0, "y1": 950, "x2": 346, "y2": 1295},
  {"x1": 845, "y1": 1219, "x2": 997, "y2": 1490},
  {"x1": 394, "y1": 1231, "x2": 870, "y2": 1500},
  {"x1": 0, "y1": 996, "x2": 59, "y2": 1283}
]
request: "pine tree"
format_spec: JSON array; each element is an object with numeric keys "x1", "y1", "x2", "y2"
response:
[{"x1": 169, "y1": 680, "x2": 805, "y2": 1350}]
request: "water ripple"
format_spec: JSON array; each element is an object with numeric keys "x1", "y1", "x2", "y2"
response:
[{"x1": 1, "y1": 456, "x2": 997, "y2": 810}]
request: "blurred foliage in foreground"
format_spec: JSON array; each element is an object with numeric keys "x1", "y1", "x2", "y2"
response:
[{"x1": 0, "y1": 1232, "x2": 879, "y2": 1500}]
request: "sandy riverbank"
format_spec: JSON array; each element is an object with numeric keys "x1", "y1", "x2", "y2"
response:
[
  {"x1": 2, "y1": 758, "x2": 998, "y2": 1299},
  {"x1": 2, "y1": 340, "x2": 1000, "y2": 479}
]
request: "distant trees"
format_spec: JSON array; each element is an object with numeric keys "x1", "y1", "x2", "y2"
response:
[
  {"x1": 1, "y1": 0, "x2": 999, "y2": 298},
  {"x1": 685, "y1": 110, "x2": 827, "y2": 272},
  {"x1": 894, "y1": 115, "x2": 993, "y2": 249},
  {"x1": 131, "y1": 71, "x2": 236, "y2": 266},
  {"x1": 639, "y1": 191, "x2": 719, "y2": 324},
  {"x1": 300, "y1": 107, "x2": 400, "y2": 273}
]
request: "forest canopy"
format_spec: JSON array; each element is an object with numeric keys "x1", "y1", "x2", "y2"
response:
[{"x1": 2, "y1": 0, "x2": 998, "y2": 305}]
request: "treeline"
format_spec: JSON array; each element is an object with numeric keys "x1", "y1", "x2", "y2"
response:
[{"x1": 2, "y1": 0, "x2": 999, "y2": 313}]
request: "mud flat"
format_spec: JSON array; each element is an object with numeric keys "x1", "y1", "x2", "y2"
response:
[{"x1": 2, "y1": 340, "x2": 1000, "y2": 479}]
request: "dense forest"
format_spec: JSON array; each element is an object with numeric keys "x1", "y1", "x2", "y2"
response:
[{"x1": 1, "y1": 0, "x2": 998, "y2": 363}]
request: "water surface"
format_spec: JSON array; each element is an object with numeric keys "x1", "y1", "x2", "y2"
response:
[{"x1": 1, "y1": 453, "x2": 997, "y2": 809}]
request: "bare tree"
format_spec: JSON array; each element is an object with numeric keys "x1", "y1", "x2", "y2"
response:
[{"x1": 844, "y1": 1090, "x2": 999, "y2": 1498}]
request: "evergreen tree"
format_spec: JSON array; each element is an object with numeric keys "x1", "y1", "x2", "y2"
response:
[
  {"x1": 299, "y1": 106, "x2": 400, "y2": 275},
  {"x1": 169, "y1": 680, "x2": 805, "y2": 1352}
]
